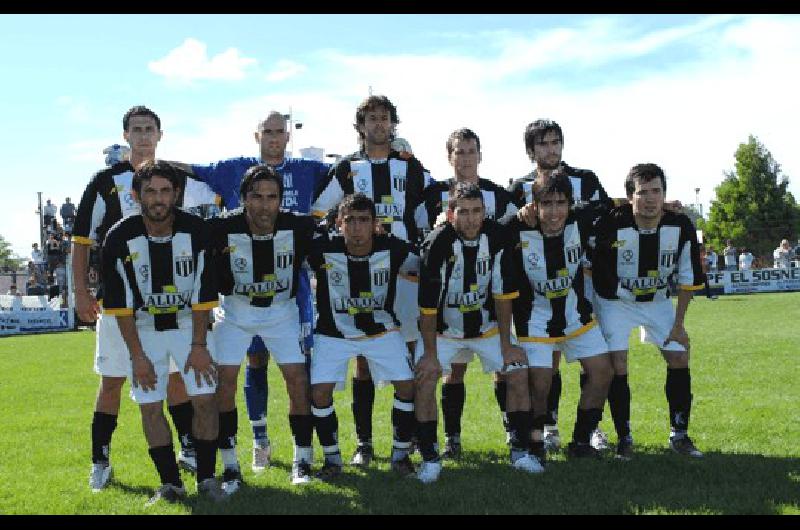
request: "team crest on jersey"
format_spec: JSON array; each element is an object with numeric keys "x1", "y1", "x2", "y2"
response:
[
  {"x1": 283, "y1": 172, "x2": 293, "y2": 188},
  {"x1": 451, "y1": 264, "x2": 462, "y2": 280},
  {"x1": 565, "y1": 245, "x2": 581, "y2": 265},
  {"x1": 357, "y1": 179, "x2": 368, "y2": 192},
  {"x1": 660, "y1": 250, "x2": 677, "y2": 268},
  {"x1": 331, "y1": 271, "x2": 344, "y2": 286},
  {"x1": 233, "y1": 257, "x2": 248, "y2": 273},
  {"x1": 277, "y1": 251, "x2": 294, "y2": 269},
  {"x1": 373, "y1": 268, "x2": 390, "y2": 287},
  {"x1": 476, "y1": 256, "x2": 491, "y2": 276},
  {"x1": 526, "y1": 252, "x2": 540, "y2": 268},
  {"x1": 122, "y1": 192, "x2": 135, "y2": 209},
  {"x1": 622, "y1": 249, "x2": 634, "y2": 262},
  {"x1": 392, "y1": 175, "x2": 406, "y2": 192},
  {"x1": 175, "y1": 256, "x2": 194, "y2": 277},
  {"x1": 138, "y1": 265, "x2": 149, "y2": 281}
]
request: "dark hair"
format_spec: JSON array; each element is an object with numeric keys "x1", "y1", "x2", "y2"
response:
[
  {"x1": 132, "y1": 159, "x2": 180, "y2": 195},
  {"x1": 123, "y1": 105, "x2": 161, "y2": 131},
  {"x1": 624, "y1": 163, "x2": 667, "y2": 197},
  {"x1": 337, "y1": 193, "x2": 376, "y2": 219},
  {"x1": 447, "y1": 182, "x2": 484, "y2": 211},
  {"x1": 353, "y1": 95, "x2": 399, "y2": 145},
  {"x1": 534, "y1": 170, "x2": 574, "y2": 205},
  {"x1": 239, "y1": 164, "x2": 284, "y2": 203},
  {"x1": 446, "y1": 128, "x2": 481, "y2": 157},
  {"x1": 523, "y1": 119, "x2": 563, "y2": 160}
]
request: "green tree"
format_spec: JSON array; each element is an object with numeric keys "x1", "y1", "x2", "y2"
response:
[
  {"x1": 0, "y1": 234, "x2": 23, "y2": 270},
  {"x1": 704, "y1": 135, "x2": 800, "y2": 259}
]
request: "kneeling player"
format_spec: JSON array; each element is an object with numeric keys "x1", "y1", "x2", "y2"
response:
[
  {"x1": 306, "y1": 194, "x2": 420, "y2": 480},
  {"x1": 209, "y1": 165, "x2": 316, "y2": 488},
  {"x1": 504, "y1": 172, "x2": 614, "y2": 461},
  {"x1": 591, "y1": 163, "x2": 704, "y2": 459}
]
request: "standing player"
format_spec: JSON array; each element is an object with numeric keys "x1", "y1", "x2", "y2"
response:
[
  {"x1": 591, "y1": 163, "x2": 705, "y2": 460},
  {"x1": 185, "y1": 111, "x2": 329, "y2": 471},
  {"x1": 415, "y1": 183, "x2": 540, "y2": 483},
  {"x1": 101, "y1": 160, "x2": 225, "y2": 505},
  {"x1": 305, "y1": 194, "x2": 420, "y2": 479},
  {"x1": 209, "y1": 165, "x2": 316, "y2": 488},
  {"x1": 507, "y1": 119, "x2": 613, "y2": 452},
  {"x1": 74, "y1": 106, "x2": 202, "y2": 492},
  {"x1": 311, "y1": 95, "x2": 429, "y2": 467},
  {"x1": 504, "y1": 172, "x2": 614, "y2": 461},
  {"x1": 414, "y1": 128, "x2": 517, "y2": 459}
]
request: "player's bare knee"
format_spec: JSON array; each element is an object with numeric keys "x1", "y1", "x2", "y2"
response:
[
  {"x1": 311, "y1": 385, "x2": 333, "y2": 407},
  {"x1": 392, "y1": 380, "x2": 414, "y2": 401},
  {"x1": 247, "y1": 351, "x2": 268, "y2": 369},
  {"x1": 663, "y1": 351, "x2": 689, "y2": 369},
  {"x1": 191, "y1": 394, "x2": 219, "y2": 439}
]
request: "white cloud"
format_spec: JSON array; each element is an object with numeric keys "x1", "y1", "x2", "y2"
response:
[
  {"x1": 148, "y1": 38, "x2": 257, "y2": 84},
  {"x1": 265, "y1": 60, "x2": 307, "y2": 82}
]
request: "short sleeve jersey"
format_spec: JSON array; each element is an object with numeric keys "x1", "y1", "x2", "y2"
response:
[{"x1": 508, "y1": 162, "x2": 611, "y2": 210}]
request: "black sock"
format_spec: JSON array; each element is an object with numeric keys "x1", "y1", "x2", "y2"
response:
[
  {"x1": 493, "y1": 380, "x2": 509, "y2": 432},
  {"x1": 546, "y1": 371, "x2": 562, "y2": 426},
  {"x1": 665, "y1": 368, "x2": 692, "y2": 433},
  {"x1": 312, "y1": 400, "x2": 340, "y2": 463},
  {"x1": 351, "y1": 378, "x2": 375, "y2": 445},
  {"x1": 579, "y1": 372, "x2": 588, "y2": 390},
  {"x1": 573, "y1": 407, "x2": 602, "y2": 444},
  {"x1": 507, "y1": 410, "x2": 532, "y2": 452},
  {"x1": 194, "y1": 438, "x2": 217, "y2": 482},
  {"x1": 441, "y1": 382, "x2": 465, "y2": 438},
  {"x1": 289, "y1": 414, "x2": 314, "y2": 448},
  {"x1": 417, "y1": 420, "x2": 439, "y2": 462},
  {"x1": 148, "y1": 445, "x2": 181, "y2": 487},
  {"x1": 167, "y1": 401, "x2": 194, "y2": 452},
  {"x1": 608, "y1": 374, "x2": 631, "y2": 439},
  {"x1": 392, "y1": 394, "x2": 416, "y2": 452},
  {"x1": 531, "y1": 413, "x2": 547, "y2": 434},
  {"x1": 217, "y1": 409, "x2": 238, "y2": 450},
  {"x1": 91, "y1": 412, "x2": 117, "y2": 464}
]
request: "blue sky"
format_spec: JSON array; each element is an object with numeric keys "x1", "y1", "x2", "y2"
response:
[{"x1": 2, "y1": 14, "x2": 799, "y2": 258}]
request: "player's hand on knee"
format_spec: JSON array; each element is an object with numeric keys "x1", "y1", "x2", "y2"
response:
[
  {"x1": 501, "y1": 344, "x2": 527, "y2": 367},
  {"x1": 414, "y1": 354, "x2": 441, "y2": 384},
  {"x1": 185, "y1": 345, "x2": 217, "y2": 388},
  {"x1": 665, "y1": 324, "x2": 690, "y2": 350},
  {"x1": 132, "y1": 355, "x2": 156, "y2": 392}
]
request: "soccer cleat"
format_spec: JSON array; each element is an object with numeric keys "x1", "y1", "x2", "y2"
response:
[
  {"x1": 512, "y1": 454, "x2": 545, "y2": 474},
  {"x1": 197, "y1": 477, "x2": 228, "y2": 502},
  {"x1": 89, "y1": 463, "x2": 113, "y2": 492},
  {"x1": 315, "y1": 461, "x2": 343, "y2": 482},
  {"x1": 177, "y1": 449, "x2": 197, "y2": 474},
  {"x1": 291, "y1": 461, "x2": 314, "y2": 485},
  {"x1": 349, "y1": 444, "x2": 374, "y2": 467},
  {"x1": 220, "y1": 468, "x2": 244, "y2": 495},
  {"x1": 391, "y1": 455, "x2": 416, "y2": 477},
  {"x1": 670, "y1": 435, "x2": 704, "y2": 458},
  {"x1": 590, "y1": 428, "x2": 610, "y2": 451},
  {"x1": 442, "y1": 438, "x2": 462, "y2": 460},
  {"x1": 145, "y1": 483, "x2": 186, "y2": 507},
  {"x1": 567, "y1": 441, "x2": 602, "y2": 459},
  {"x1": 615, "y1": 436, "x2": 634, "y2": 461},
  {"x1": 543, "y1": 427, "x2": 561, "y2": 452},
  {"x1": 416, "y1": 460, "x2": 443, "y2": 484},
  {"x1": 252, "y1": 441, "x2": 272, "y2": 472}
]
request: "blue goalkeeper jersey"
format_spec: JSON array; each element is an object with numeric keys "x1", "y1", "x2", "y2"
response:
[{"x1": 192, "y1": 156, "x2": 330, "y2": 350}]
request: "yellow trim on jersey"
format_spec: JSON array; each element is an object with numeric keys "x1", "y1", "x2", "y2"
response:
[
  {"x1": 192, "y1": 301, "x2": 219, "y2": 311},
  {"x1": 312, "y1": 210, "x2": 326, "y2": 219},
  {"x1": 359, "y1": 328, "x2": 401, "y2": 339},
  {"x1": 517, "y1": 320, "x2": 597, "y2": 344},
  {"x1": 103, "y1": 308, "x2": 134, "y2": 316},
  {"x1": 494, "y1": 291, "x2": 519, "y2": 300},
  {"x1": 420, "y1": 307, "x2": 438, "y2": 315},
  {"x1": 438, "y1": 326, "x2": 499, "y2": 340},
  {"x1": 680, "y1": 284, "x2": 704, "y2": 291},
  {"x1": 72, "y1": 236, "x2": 94, "y2": 246}
]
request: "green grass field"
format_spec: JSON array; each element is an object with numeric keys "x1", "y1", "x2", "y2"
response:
[{"x1": 1, "y1": 292, "x2": 799, "y2": 514}]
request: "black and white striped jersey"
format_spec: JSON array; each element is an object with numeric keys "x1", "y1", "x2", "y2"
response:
[
  {"x1": 508, "y1": 162, "x2": 612, "y2": 209},
  {"x1": 74, "y1": 161, "x2": 221, "y2": 248},
  {"x1": 310, "y1": 150, "x2": 428, "y2": 242},
  {"x1": 306, "y1": 232, "x2": 419, "y2": 339},
  {"x1": 591, "y1": 205, "x2": 705, "y2": 302},
  {"x1": 419, "y1": 220, "x2": 518, "y2": 339},
  {"x1": 502, "y1": 210, "x2": 597, "y2": 341},
  {"x1": 209, "y1": 209, "x2": 315, "y2": 327},
  {"x1": 101, "y1": 209, "x2": 218, "y2": 331},
  {"x1": 413, "y1": 177, "x2": 518, "y2": 243}
]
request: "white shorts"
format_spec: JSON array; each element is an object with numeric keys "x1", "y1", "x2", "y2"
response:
[
  {"x1": 521, "y1": 324, "x2": 608, "y2": 368},
  {"x1": 95, "y1": 313, "x2": 180, "y2": 377},
  {"x1": 213, "y1": 317, "x2": 304, "y2": 367},
  {"x1": 395, "y1": 276, "x2": 420, "y2": 342},
  {"x1": 311, "y1": 331, "x2": 413, "y2": 385},
  {"x1": 419, "y1": 332, "x2": 504, "y2": 374},
  {"x1": 129, "y1": 327, "x2": 218, "y2": 404},
  {"x1": 594, "y1": 297, "x2": 686, "y2": 353}
]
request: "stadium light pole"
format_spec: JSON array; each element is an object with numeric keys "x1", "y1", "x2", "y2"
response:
[
  {"x1": 695, "y1": 187, "x2": 702, "y2": 217},
  {"x1": 283, "y1": 107, "x2": 304, "y2": 158}
]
